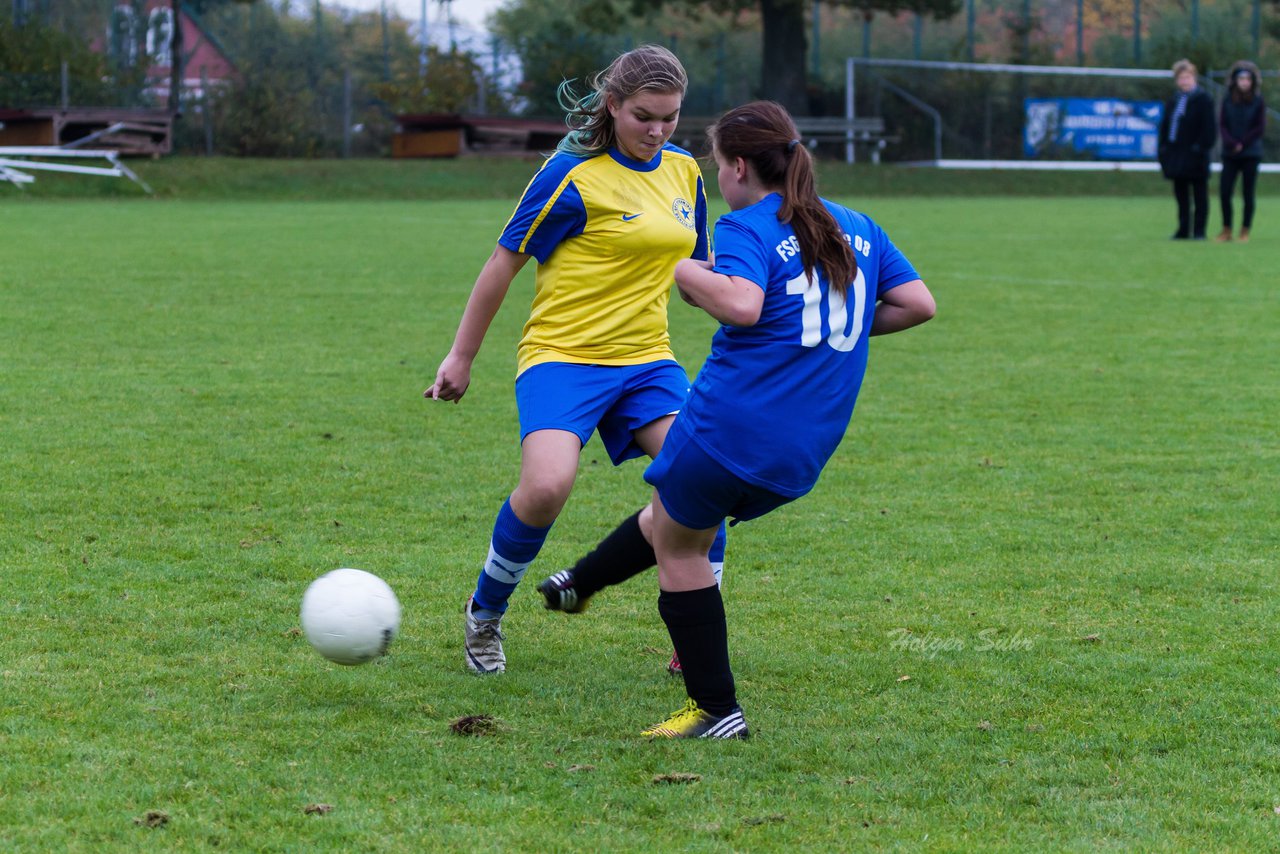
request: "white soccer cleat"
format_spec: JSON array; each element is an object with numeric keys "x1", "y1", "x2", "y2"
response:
[{"x1": 464, "y1": 597, "x2": 505, "y2": 674}]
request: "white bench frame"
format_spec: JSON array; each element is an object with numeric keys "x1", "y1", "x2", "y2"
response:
[{"x1": 0, "y1": 146, "x2": 153, "y2": 193}]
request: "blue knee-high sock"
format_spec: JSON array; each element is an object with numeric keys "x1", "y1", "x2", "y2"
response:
[
  {"x1": 472, "y1": 498, "x2": 552, "y2": 618},
  {"x1": 709, "y1": 521, "x2": 727, "y2": 587}
]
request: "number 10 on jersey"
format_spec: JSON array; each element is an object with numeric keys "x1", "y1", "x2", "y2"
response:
[{"x1": 786, "y1": 269, "x2": 867, "y2": 352}]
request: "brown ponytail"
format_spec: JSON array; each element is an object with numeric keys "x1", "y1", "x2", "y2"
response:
[{"x1": 709, "y1": 101, "x2": 856, "y2": 295}]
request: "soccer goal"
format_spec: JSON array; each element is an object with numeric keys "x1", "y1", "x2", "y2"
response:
[{"x1": 833, "y1": 57, "x2": 1280, "y2": 170}]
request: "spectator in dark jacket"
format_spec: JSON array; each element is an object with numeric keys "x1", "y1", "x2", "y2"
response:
[
  {"x1": 1216, "y1": 60, "x2": 1266, "y2": 243},
  {"x1": 1158, "y1": 59, "x2": 1216, "y2": 240}
]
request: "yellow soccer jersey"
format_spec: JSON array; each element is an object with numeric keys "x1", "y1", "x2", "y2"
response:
[{"x1": 497, "y1": 144, "x2": 709, "y2": 374}]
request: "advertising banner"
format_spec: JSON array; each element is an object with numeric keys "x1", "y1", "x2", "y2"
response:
[{"x1": 1024, "y1": 98, "x2": 1163, "y2": 160}]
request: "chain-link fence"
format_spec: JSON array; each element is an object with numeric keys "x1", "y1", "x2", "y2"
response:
[{"x1": 4, "y1": 0, "x2": 1276, "y2": 160}]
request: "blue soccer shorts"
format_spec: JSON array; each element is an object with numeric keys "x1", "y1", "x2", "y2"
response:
[
  {"x1": 643, "y1": 418, "x2": 795, "y2": 530},
  {"x1": 515, "y1": 360, "x2": 689, "y2": 465}
]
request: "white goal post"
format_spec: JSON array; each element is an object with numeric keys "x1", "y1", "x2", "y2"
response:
[
  {"x1": 836, "y1": 57, "x2": 1277, "y2": 171},
  {"x1": 842, "y1": 57, "x2": 1171, "y2": 166}
]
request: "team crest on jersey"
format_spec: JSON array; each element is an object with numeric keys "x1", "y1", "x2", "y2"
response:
[{"x1": 671, "y1": 197, "x2": 695, "y2": 230}]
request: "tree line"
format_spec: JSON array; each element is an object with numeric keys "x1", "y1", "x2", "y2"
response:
[{"x1": 2, "y1": 0, "x2": 1275, "y2": 157}]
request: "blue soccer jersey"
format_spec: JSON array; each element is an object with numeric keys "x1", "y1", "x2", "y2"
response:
[{"x1": 673, "y1": 193, "x2": 919, "y2": 497}]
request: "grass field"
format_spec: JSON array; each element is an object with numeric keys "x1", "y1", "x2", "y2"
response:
[
  {"x1": 13, "y1": 153, "x2": 1276, "y2": 200},
  {"x1": 3, "y1": 164, "x2": 1279, "y2": 850}
]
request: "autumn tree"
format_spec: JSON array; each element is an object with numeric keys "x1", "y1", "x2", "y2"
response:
[
  {"x1": 493, "y1": 0, "x2": 964, "y2": 116},
  {"x1": 627, "y1": 0, "x2": 963, "y2": 114}
]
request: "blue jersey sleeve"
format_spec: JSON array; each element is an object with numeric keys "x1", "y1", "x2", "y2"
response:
[
  {"x1": 871, "y1": 221, "x2": 920, "y2": 297},
  {"x1": 692, "y1": 175, "x2": 710, "y2": 261},
  {"x1": 710, "y1": 215, "x2": 769, "y2": 290},
  {"x1": 498, "y1": 154, "x2": 588, "y2": 264}
]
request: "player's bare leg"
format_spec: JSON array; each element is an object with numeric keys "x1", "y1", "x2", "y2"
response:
[
  {"x1": 537, "y1": 418, "x2": 726, "y2": 677},
  {"x1": 466, "y1": 429, "x2": 580, "y2": 674},
  {"x1": 642, "y1": 495, "x2": 748, "y2": 739}
]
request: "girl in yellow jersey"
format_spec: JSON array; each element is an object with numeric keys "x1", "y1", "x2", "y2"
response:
[{"x1": 426, "y1": 45, "x2": 725, "y2": 674}]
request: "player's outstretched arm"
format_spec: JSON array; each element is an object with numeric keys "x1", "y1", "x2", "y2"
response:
[
  {"x1": 426, "y1": 245, "x2": 530, "y2": 402},
  {"x1": 870, "y1": 279, "x2": 935, "y2": 337},
  {"x1": 674, "y1": 258, "x2": 764, "y2": 327},
  {"x1": 675, "y1": 258, "x2": 711, "y2": 306}
]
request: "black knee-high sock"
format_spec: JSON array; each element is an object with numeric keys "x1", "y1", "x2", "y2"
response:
[
  {"x1": 568, "y1": 511, "x2": 656, "y2": 597},
  {"x1": 658, "y1": 585, "x2": 736, "y2": 717}
]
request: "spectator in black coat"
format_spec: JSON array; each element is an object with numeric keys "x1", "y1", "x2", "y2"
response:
[
  {"x1": 1215, "y1": 60, "x2": 1266, "y2": 243},
  {"x1": 1158, "y1": 59, "x2": 1216, "y2": 240}
]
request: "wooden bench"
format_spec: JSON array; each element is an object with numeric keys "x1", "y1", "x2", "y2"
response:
[
  {"x1": 672, "y1": 115, "x2": 895, "y2": 161},
  {"x1": 793, "y1": 117, "x2": 896, "y2": 162},
  {"x1": 793, "y1": 116, "x2": 886, "y2": 141},
  {"x1": 392, "y1": 114, "x2": 568, "y2": 158},
  {"x1": 0, "y1": 107, "x2": 172, "y2": 156}
]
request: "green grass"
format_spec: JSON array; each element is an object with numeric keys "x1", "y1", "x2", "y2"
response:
[
  {"x1": 10, "y1": 153, "x2": 1280, "y2": 200},
  {"x1": 2, "y1": 185, "x2": 1278, "y2": 850}
]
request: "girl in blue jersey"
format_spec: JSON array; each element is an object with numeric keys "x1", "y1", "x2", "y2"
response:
[
  {"x1": 425, "y1": 45, "x2": 726, "y2": 674},
  {"x1": 541, "y1": 101, "x2": 935, "y2": 738}
]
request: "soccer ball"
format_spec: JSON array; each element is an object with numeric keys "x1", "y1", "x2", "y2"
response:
[{"x1": 300, "y1": 568, "x2": 401, "y2": 666}]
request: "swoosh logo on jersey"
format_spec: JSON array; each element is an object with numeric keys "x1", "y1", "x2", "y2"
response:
[{"x1": 622, "y1": 212, "x2": 644, "y2": 221}]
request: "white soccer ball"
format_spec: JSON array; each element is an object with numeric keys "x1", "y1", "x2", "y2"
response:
[{"x1": 300, "y1": 568, "x2": 401, "y2": 666}]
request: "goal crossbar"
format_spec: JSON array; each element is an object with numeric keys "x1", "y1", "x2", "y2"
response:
[
  {"x1": 848, "y1": 58, "x2": 1171, "y2": 80},
  {"x1": 843, "y1": 58, "x2": 1176, "y2": 165}
]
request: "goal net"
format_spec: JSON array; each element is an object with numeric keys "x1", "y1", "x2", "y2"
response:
[{"x1": 844, "y1": 58, "x2": 1178, "y2": 165}]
